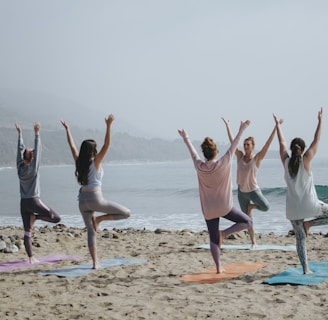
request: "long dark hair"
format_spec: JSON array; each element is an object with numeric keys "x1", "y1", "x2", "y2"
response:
[
  {"x1": 288, "y1": 138, "x2": 305, "y2": 178},
  {"x1": 75, "y1": 139, "x2": 97, "y2": 185},
  {"x1": 201, "y1": 137, "x2": 217, "y2": 161}
]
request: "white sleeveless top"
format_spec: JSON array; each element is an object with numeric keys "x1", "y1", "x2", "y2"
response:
[
  {"x1": 284, "y1": 157, "x2": 321, "y2": 220},
  {"x1": 81, "y1": 160, "x2": 103, "y2": 190}
]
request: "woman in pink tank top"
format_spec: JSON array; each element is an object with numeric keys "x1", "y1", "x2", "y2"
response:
[{"x1": 222, "y1": 117, "x2": 281, "y2": 249}]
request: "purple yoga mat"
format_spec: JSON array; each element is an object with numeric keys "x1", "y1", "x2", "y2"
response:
[{"x1": 0, "y1": 254, "x2": 82, "y2": 272}]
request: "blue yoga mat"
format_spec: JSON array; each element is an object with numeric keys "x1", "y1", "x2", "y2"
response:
[
  {"x1": 195, "y1": 244, "x2": 296, "y2": 251},
  {"x1": 264, "y1": 261, "x2": 328, "y2": 285},
  {"x1": 39, "y1": 257, "x2": 147, "y2": 278}
]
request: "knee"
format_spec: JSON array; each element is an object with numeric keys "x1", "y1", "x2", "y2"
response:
[
  {"x1": 247, "y1": 217, "x2": 253, "y2": 228},
  {"x1": 124, "y1": 209, "x2": 131, "y2": 219},
  {"x1": 260, "y1": 204, "x2": 270, "y2": 212},
  {"x1": 52, "y1": 214, "x2": 61, "y2": 223}
]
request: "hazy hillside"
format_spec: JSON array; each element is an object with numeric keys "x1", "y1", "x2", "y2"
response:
[
  {"x1": 2, "y1": 89, "x2": 153, "y2": 138},
  {"x1": 1, "y1": 125, "x2": 212, "y2": 167},
  {"x1": 0, "y1": 123, "x2": 279, "y2": 167},
  {"x1": 0, "y1": 88, "x2": 223, "y2": 166},
  {"x1": 0, "y1": 88, "x2": 278, "y2": 167}
]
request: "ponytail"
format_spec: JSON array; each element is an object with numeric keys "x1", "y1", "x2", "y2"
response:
[{"x1": 288, "y1": 138, "x2": 305, "y2": 178}]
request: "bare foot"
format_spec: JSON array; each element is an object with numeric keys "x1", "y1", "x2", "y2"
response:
[
  {"x1": 247, "y1": 203, "x2": 257, "y2": 215},
  {"x1": 217, "y1": 266, "x2": 226, "y2": 274},
  {"x1": 304, "y1": 269, "x2": 313, "y2": 275},
  {"x1": 218, "y1": 230, "x2": 225, "y2": 249},
  {"x1": 92, "y1": 215, "x2": 99, "y2": 232},
  {"x1": 250, "y1": 243, "x2": 257, "y2": 250},
  {"x1": 28, "y1": 256, "x2": 39, "y2": 264},
  {"x1": 93, "y1": 262, "x2": 100, "y2": 270},
  {"x1": 30, "y1": 214, "x2": 36, "y2": 229},
  {"x1": 303, "y1": 221, "x2": 311, "y2": 237}
]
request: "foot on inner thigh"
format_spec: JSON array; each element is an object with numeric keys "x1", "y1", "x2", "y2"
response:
[
  {"x1": 303, "y1": 221, "x2": 311, "y2": 237},
  {"x1": 247, "y1": 203, "x2": 257, "y2": 216},
  {"x1": 218, "y1": 230, "x2": 225, "y2": 249},
  {"x1": 92, "y1": 215, "x2": 99, "y2": 232}
]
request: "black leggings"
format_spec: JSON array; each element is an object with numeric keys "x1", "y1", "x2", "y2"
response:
[
  {"x1": 20, "y1": 197, "x2": 61, "y2": 257},
  {"x1": 205, "y1": 207, "x2": 252, "y2": 269}
]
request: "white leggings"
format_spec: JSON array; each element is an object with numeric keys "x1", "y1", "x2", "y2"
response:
[{"x1": 291, "y1": 201, "x2": 328, "y2": 273}]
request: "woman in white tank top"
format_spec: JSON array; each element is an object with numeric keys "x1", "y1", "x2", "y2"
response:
[{"x1": 274, "y1": 108, "x2": 328, "y2": 274}]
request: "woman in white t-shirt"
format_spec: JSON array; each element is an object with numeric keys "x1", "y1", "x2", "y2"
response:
[{"x1": 274, "y1": 108, "x2": 328, "y2": 274}]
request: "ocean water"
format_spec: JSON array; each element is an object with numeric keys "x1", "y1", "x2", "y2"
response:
[{"x1": 1, "y1": 158, "x2": 327, "y2": 235}]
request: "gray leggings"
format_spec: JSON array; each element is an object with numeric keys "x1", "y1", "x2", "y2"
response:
[
  {"x1": 238, "y1": 188, "x2": 269, "y2": 214},
  {"x1": 78, "y1": 190, "x2": 130, "y2": 247},
  {"x1": 291, "y1": 201, "x2": 328, "y2": 273}
]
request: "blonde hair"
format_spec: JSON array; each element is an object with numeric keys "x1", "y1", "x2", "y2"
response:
[{"x1": 244, "y1": 136, "x2": 255, "y2": 147}]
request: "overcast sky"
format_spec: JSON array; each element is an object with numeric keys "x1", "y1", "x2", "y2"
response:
[{"x1": 1, "y1": 1, "x2": 328, "y2": 157}]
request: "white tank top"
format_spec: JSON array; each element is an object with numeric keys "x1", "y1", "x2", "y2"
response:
[
  {"x1": 81, "y1": 160, "x2": 103, "y2": 190},
  {"x1": 284, "y1": 157, "x2": 321, "y2": 220}
]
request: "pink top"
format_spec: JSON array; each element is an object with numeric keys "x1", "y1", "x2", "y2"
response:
[
  {"x1": 182, "y1": 127, "x2": 246, "y2": 220},
  {"x1": 237, "y1": 157, "x2": 259, "y2": 192}
]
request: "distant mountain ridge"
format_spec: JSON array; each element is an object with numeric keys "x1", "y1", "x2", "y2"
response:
[
  {"x1": 0, "y1": 123, "x2": 279, "y2": 167},
  {"x1": 0, "y1": 88, "x2": 278, "y2": 167},
  {"x1": 0, "y1": 88, "x2": 153, "y2": 137}
]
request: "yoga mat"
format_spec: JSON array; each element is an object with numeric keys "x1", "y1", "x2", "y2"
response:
[
  {"x1": 0, "y1": 255, "x2": 82, "y2": 272},
  {"x1": 40, "y1": 257, "x2": 147, "y2": 278},
  {"x1": 179, "y1": 261, "x2": 267, "y2": 284},
  {"x1": 195, "y1": 244, "x2": 296, "y2": 251},
  {"x1": 264, "y1": 261, "x2": 328, "y2": 285}
]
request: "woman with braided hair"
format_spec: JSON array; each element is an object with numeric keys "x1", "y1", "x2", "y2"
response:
[{"x1": 274, "y1": 108, "x2": 328, "y2": 274}]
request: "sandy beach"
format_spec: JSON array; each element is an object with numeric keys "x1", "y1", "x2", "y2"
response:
[{"x1": 1, "y1": 225, "x2": 328, "y2": 320}]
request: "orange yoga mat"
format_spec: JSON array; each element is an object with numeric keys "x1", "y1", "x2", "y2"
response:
[{"x1": 179, "y1": 261, "x2": 267, "y2": 284}]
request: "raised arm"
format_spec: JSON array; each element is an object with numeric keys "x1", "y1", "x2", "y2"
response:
[
  {"x1": 273, "y1": 114, "x2": 288, "y2": 165},
  {"x1": 33, "y1": 122, "x2": 42, "y2": 169},
  {"x1": 34, "y1": 122, "x2": 40, "y2": 136},
  {"x1": 15, "y1": 123, "x2": 24, "y2": 167},
  {"x1": 222, "y1": 117, "x2": 243, "y2": 159},
  {"x1": 303, "y1": 107, "x2": 323, "y2": 170},
  {"x1": 221, "y1": 117, "x2": 234, "y2": 143},
  {"x1": 94, "y1": 114, "x2": 115, "y2": 169},
  {"x1": 255, "y1": 119, "x2": 283, "y2": 167},
  {"x1": 15, "y1": 123, "x2": 22, "y2": 136},
  {"x1": 60, "y1": 120, "x2": 79, "y2": 161},
  {"x1": 178, "y1": 129, "x2": 200, "y2": 161},
  {"x1": 229, "y1": 120, "x2": 250, "y2": 155}
]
